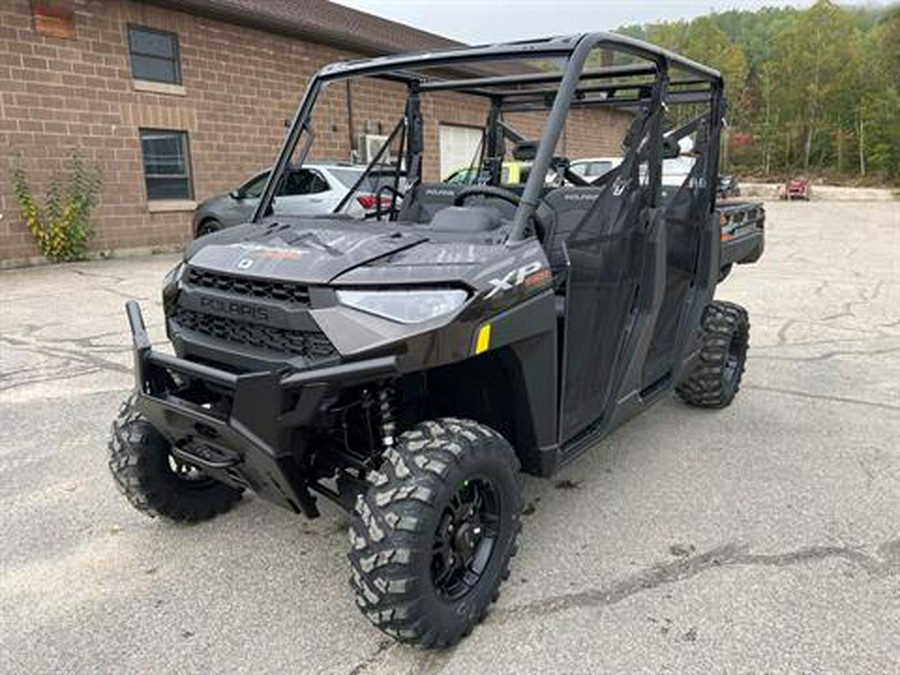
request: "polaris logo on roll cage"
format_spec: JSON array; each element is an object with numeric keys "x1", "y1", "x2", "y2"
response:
[{"x1": 485, "y1": 261, "x2": 543, "y2": 299}]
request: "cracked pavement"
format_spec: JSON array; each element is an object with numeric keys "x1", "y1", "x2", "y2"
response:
[{"x1": 1, "y1": 200, "x2": 898, "y2": 673}]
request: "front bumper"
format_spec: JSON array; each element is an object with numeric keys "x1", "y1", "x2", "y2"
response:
[
  {"x1": 725, "y1": 230, "x2": 764, "y2": 265},
  {"x1": 125, "y1": 300, "x2": 397, "y2": 516}
]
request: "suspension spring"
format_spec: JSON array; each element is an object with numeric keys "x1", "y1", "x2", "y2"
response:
[{"x1": 377, "y1": 384, "x2": 396, "y2": 449}]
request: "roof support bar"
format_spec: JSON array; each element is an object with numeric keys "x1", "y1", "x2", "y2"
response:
[{"x1": 417, "y1": 63, "x2": 658, "y2": 93}]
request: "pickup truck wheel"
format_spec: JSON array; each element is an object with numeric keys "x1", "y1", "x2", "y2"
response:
[
  {"x1": 348, "y1": 419, "x2": 522, "y2": 648},
  {"x1": 108, "y1": 397, "x2": 243, "y2": 522},
  {"x1": 676, "y1": 301, "x2": 749, "y2": 408}
]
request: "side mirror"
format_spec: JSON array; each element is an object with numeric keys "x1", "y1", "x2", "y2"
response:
[
  {"x1": 230, "y1": 190, "x2": 242, "y2": 200},
  {"x1": 512, "y1": 140, "x2": 538, "y2": 161}
]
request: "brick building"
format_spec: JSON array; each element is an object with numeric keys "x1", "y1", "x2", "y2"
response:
[{"x1": 0, "y1": 0, "x2": 630, "y2": 266}]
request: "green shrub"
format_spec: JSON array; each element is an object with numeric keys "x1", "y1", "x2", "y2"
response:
[{"x1": 11, "y1": 153, "x2": 102, "y2": 262}]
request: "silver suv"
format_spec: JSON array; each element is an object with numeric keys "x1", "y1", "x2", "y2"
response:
[{"x1": 191, "y1": 163, "x2": 395, "y2": 237}]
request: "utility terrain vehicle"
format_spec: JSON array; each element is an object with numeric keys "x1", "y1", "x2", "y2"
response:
[
  {"x1": 780, "y1": 176, "x2": 812, "y2": 201},
  {"x1": 109, "y1": 33, "x2": 758, "y2": 648}
]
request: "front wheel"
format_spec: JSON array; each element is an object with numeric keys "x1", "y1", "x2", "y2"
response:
[
  {"x1": 676, "y1": 301, "x2": 749, "y2": 408},
  {"x1": 348, "y1": 419, "x2": 522, "y2": 648},
  {"x1": 108, "y1": 397, "x2": 243, "y2": 522}
]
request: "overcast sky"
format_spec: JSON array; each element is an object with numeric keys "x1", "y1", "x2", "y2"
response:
[{"x1": 332, "y1": 0, "x2": 886, "y2": 44}]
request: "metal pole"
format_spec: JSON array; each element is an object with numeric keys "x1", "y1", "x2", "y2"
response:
[
  {"x1": 508, "y1": 36, "x2": 597, "y2": 243},
  {"x1": 253, "y1": 76, "x2": 322, "y2": 223},
  {"x1": 345, "y1": 80, "x2": 355, "y2": 161}
]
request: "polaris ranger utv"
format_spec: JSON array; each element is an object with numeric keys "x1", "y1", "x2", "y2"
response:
[{"x1": 109, "y1": 33, "x2": 757, "y2": 648}]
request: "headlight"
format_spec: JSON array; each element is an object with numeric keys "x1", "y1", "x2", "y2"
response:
[
  {"x1": 162, "y1": 262, "x2": 185, "y2": 289},
  {"x1": 161, "y1": 262, "x2": 185, "y2": 315},
  {"x1": 336, "y1": 288, "x2": 468, "y2": 324}
]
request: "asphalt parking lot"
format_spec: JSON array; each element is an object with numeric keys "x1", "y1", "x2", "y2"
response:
[{"x1": 1, "y1": 199, "x2": 898, "y2": 673}]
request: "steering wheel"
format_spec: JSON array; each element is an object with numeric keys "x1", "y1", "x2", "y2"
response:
[
  {"x1": 453, "y1": 184, "x2": 523, "y2": 208},
  {"x1": 452, "y1": 185, "x2": 545, "y2": 241}
]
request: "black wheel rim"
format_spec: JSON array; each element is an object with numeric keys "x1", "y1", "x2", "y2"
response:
[{"x1": 431, "y1": 478, "x2": 500, "y2": 601}]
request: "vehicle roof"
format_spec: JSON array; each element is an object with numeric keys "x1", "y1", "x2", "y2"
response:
[{"x1": 316, "y1": 32, "x2": 722, "y2": 86}]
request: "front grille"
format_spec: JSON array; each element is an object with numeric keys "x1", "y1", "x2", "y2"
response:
[
  {"x1": 173, "y1": 308, "x2": 337, "y2": 361},
  {"x1": 186, "y1": 267, "x2": 311, "y2": 306}
]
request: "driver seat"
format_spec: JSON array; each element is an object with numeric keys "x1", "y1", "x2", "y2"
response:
[
  {"x1": 397, "y1": 182, "x2": 521, "y2": 225},
  {"x1": 395, "y1": 183, "x2": 463, "y2": 223},
  {"x1": 541, "y1": 186, "x2": 606, "y2": 273},
  {"x1": 541, "y1": 186, "x2": 608, "y2": 319}
]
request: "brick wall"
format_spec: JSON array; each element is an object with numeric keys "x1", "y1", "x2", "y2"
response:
[{"x1": 0, "y1": 0, "x2": 630, "y2": 264}]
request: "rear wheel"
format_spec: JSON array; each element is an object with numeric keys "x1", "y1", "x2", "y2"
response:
[
  {"x1": 348, "y1": 419, "x2": 522, "y2": 648},
  {"x1": 108, "y1": 397, "x2": 243, "y2": 522},
  {"x1": 676, "y1": 301, "x2": 749, "y2": 408}
]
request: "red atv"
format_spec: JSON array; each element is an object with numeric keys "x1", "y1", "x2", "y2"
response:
[{"x1": 780, "y1": 177, "x2": 811, "y2": 201}]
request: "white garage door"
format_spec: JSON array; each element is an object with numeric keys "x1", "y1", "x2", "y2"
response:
[{"x1": 439, "y1": 124, "x2": 483, "y2": 181}]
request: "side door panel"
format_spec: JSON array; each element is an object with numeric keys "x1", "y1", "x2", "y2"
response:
[
  {"x1": 642, "y1": 115, "x2": 719, "y2": 389},
  {"x1": 557, "y1": 104, "x2": 721, "y2": 449},
  {"x1": 559, "y1": 148, "x2": 652, "y2": 442}
]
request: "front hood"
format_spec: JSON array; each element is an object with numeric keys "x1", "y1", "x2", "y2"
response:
[
  {"x1": 185, "y1": 219, "x2": 429, "y2": 284},
  {"x1": 184, "y1": 218, "x2": 519, "y2": 287},
  {"x1": 194, "y1": 192, "x2": 234, "y2": 213}
]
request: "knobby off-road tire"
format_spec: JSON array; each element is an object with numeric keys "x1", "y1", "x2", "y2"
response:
[
  {"x1": 108, "y1": 397, "x2": 243, "y2": 522},
  {"x1": 676, "y1": 301, "x2": 749, "y2": 408},
  {"x1": 348, "y1": 419, "x2": 522, "y2": 648}
]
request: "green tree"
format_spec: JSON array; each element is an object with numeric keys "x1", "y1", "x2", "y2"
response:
[
  {"x1": 614, "y1": 1, "x2": 899, "y2": 183},
  {"x1": 643, "y1": 17, "x2": 748, "y2": 112},
  {"x1": 771, "y1": 1, "x2": 858, "y2": 168},
  {"x1": 860, "y1": 7, "x2": 900, "y2": 179}
]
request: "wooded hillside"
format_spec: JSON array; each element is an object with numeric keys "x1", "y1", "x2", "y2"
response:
[{"x1": 618, "y1": 1, "x2": 900, "y2": 183}]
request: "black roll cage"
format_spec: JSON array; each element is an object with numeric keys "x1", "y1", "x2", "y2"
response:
[{"x1": 253, "y1": 32, "x2": 724, "y2": 244}]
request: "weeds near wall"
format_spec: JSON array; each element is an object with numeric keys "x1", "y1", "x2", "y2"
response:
[{"x1": 11, "y1": 153, "x2": 102, "y2": 262}]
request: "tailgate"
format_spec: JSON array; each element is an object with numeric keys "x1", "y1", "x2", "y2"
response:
[{"x1": 719, "y1": 201, "x2": 765, "y2": 266}]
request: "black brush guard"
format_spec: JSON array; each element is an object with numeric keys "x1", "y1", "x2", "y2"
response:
[{"x1": 125, "y1": 301, "x2": 397, "y2": 517}]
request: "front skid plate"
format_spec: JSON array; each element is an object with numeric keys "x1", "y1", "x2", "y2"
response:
[{"x1": 135, "y1": 392, "x2": 311, "y2": 514}]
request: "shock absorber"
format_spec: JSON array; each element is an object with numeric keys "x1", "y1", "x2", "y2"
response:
[{"x1": 377, "y1": 384, "x2": 396, "y2": 450}]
